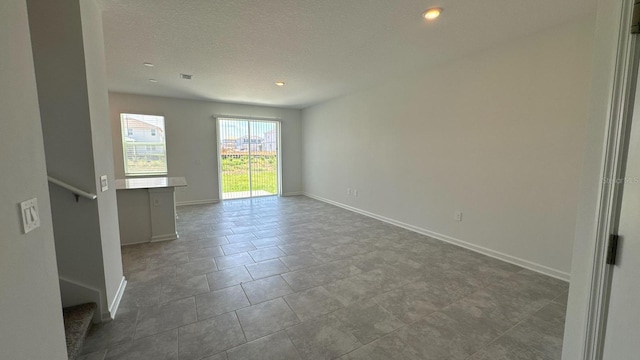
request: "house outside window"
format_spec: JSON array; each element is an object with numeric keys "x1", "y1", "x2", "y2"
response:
[{"x1": 120, "y1": 113, "x2": 168, "y2": 176}]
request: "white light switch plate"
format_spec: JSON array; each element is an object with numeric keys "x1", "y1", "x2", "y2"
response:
[
  {"x1": 100, "y1": 175, "x2": 108, "y2": 192},
  {"x1": 20, "y1": 198, "x2": 40, "y2": 234}
]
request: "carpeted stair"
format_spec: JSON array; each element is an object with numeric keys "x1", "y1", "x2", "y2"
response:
[{"x1": 62, "y1": 303, "x2": 96, "y2": 360}]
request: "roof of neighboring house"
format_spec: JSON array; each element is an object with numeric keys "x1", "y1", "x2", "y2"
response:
[{"x1": 123, "y1": 117, "x2": 163, "y2": 132}]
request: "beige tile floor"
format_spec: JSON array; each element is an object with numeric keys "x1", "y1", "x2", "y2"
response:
[{"x1": 78, "y1": 196, "x2": 568, "y2": 360}]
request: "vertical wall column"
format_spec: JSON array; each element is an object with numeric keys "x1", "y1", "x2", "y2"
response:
[{"x1": 27, "y1": 0, "x2": 125, "y2": 321}]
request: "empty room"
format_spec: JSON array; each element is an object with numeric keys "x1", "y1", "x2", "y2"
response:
[{"x1": 4, "y1": 0, "x2": 639, "y2": 359}]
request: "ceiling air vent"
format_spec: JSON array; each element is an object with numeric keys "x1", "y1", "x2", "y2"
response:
[{"x1": 180, "y1": 73, "x2": 193, "y2": 80}]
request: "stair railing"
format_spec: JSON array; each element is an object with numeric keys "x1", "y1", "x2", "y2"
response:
[{"x1": 47, "y1": 176, "x2": 97, "y2": 202}]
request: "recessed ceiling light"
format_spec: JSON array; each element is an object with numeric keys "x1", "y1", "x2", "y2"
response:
[
  {"x1": 423, "y1": 7, "x2": 442, "y2": 20},
  {"x1": 275, "y1": 81, "x2": 285, "y2": 86},
  {"x1": 180, "y1": 73, "x2": 193, "y2": 80},
  {"x1": 143, "y1": 62, "x2": 154, "y2": 67},
  {"x1": 149, "y1": 79, "x2": 158, "y2": 83}
]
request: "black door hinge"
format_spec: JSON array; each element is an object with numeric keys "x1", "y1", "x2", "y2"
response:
[{"x1": 606, "y1": 234, "x2": 619, "y2": 265}]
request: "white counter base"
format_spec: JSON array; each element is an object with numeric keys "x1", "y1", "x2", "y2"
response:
[{"x1": 116, "y1": 177, "x2": 186, "y2": 245}]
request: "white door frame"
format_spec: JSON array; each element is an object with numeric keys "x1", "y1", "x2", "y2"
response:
[
  {"x1": 582, "y1": 1, "x2": 639, "y2": 358},
  {"x1": 214, "y1": 115, "x2": 282, "y2": 200}
]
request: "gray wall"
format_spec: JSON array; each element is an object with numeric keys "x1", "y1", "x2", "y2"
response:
[
  {"x1": 109, "y1": 93, "x2": 304, "y2": 204},
  {"x1": 302, "y1": 16, "x2": 595, "y2": 279},
  {"x1": 0, "y1": 0, "x2": 67, "y2": 358},
  {"x1": 28, "y1": 0, "x2": 123, "y2": 318}
]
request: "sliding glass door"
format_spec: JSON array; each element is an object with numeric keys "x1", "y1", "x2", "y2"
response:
[{"x1": 217, "y1": 118, "x2": 279, "y2": 200}]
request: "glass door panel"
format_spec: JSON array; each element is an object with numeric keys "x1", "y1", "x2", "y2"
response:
[{"x1": 218, "y1": 118, "x2": 279, "y2": 200}]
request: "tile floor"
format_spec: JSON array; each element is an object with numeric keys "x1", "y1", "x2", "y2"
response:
[{"x1": 78, "y1": 196, "x2": 568, "y2": 360}]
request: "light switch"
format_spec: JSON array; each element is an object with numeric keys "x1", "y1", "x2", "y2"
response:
[
  {"x1": 20, "y1": 198, "x2": 40, "y2": 234},
  {"x1": 100, "y1": 175, "x2": 108, "y2": 192}
]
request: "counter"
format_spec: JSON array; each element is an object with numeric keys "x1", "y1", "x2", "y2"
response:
[{"x1": 115, "y1": 177, "x2": 187, "y2": 245}]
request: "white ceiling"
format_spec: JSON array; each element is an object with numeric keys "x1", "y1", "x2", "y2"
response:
[{"x1": 99, "y1": 0, "x2": 596, "y2": 109}]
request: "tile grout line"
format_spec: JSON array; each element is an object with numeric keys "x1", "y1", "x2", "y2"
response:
[{"x1": 232, "y1": 310, "x2": 249, "y2": 350}]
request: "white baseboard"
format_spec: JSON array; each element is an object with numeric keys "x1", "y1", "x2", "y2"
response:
[
  {"x1": 282, "y1": 191, "x2": 304, "y2": 197},
  {"x1": 121, "y1": 236, "x2": 177, "y2": 246},
  {"x1": 108, "y1": 277, "x2": 127, "y2": 320},
  {"x1": 303, "y1": 192, "x2": 570, "y2": 282},
  {"x1": 176, "y1": 199, "x2": 220, "y2": 206},
  {"x1": 121, "y1": 239, "x2": 153, "y2": 246},
  {"x1": 151, "y1": 233, "x2": 179, "y2": 242}
]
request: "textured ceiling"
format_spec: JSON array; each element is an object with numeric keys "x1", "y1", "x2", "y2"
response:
[{"x1": 99, "y1": 0, "x2": 596, "y2": 109}]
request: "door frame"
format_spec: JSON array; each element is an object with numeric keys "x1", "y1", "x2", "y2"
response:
[
  {"x1": 583, "y1": 1, "x2": 640, "y2": 358},
  {"x1": 214, "y1": 115, "x2": 282, "y2": 200}
]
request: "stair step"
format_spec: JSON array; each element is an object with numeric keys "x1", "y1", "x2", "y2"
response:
[{"x1": 63, "y1": 303, "x2": 97, "y2": 360}]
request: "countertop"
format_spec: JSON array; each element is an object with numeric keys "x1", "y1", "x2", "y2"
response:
[{"x1": 115, "y1": 176, "x2": 187, "y2": 190}]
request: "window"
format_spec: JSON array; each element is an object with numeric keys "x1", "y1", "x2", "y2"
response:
[{"x1": 120, "y1": 113, "x2": 167, "y2": 176}]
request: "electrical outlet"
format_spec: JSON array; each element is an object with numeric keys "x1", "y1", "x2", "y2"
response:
[
  {"x1": 454, "y1": 211, "x2": 463, "y2": 222},
  {"x1": 20, "y1": 198, "x2": 40, "y2": 234}
]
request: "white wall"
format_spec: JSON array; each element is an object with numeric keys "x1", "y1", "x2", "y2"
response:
[
  {"x1": 563, "y1": 0, "x2": 623, "y2": 358},
  {"x1": 28, "y1": 0, "x2": 123, "y2": 319},
  {"x1": 0, "y1": 0, "x2": 67, "y2": 358},
  {"x1": 302, "y1": 16, "x2": 595, "y2": 279},
  {"x1": 108, "y1": 93, "x2": 303, "y2": 204}
]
